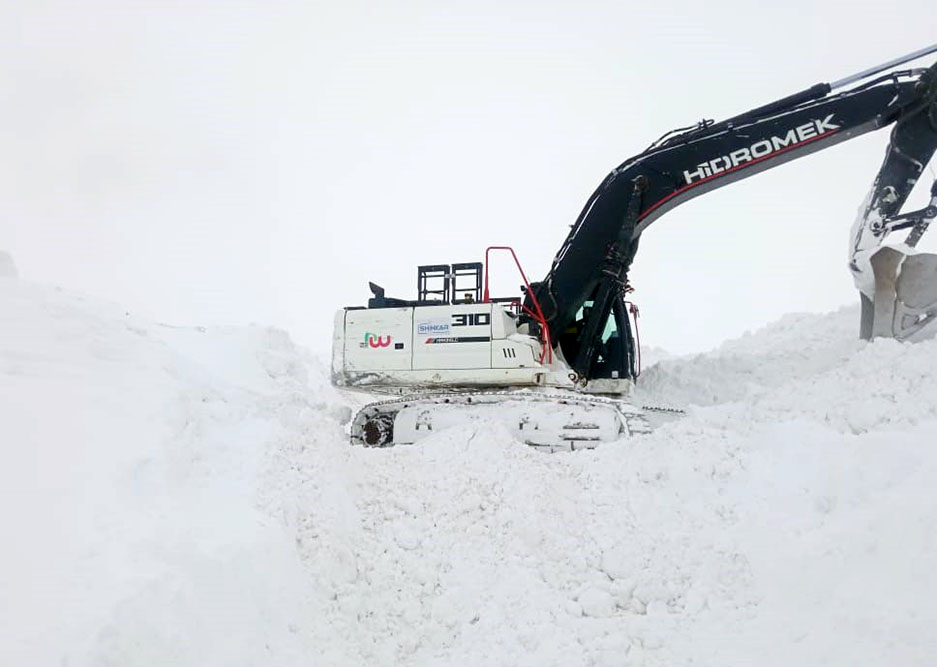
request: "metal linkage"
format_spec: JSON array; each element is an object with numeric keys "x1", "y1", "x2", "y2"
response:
[{"x1": 879, "y1": 180, "x2": 937, "y2": 246}]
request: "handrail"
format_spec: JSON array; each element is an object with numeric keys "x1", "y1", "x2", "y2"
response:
[{"x1": 483, "y1": 246, "x2": 553, "y2": 364}]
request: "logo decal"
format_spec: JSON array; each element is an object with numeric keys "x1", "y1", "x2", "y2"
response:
[
  {"x1": 417, "y1": 319, "x2": 451, "y2": 335},
  {"x1": 452, "y1": 312, "x2": 491, "y2": 327},
  {"x1": 424, "y1": 336, "x2": 491, "y2": 344},
  {"x1": 682, "y1": 115, "x2": 840, "y2": 185},
  {"x1": 361, "y1": 332, "x2": 392, "y2": 348}
]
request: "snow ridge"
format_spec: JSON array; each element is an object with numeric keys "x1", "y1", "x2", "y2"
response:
[
  {"x1": 0, "y1": 250, "x2": 17, "y2": 278},
  {"x1": 2, "y1": 279, "x2": 936, "y2": 666}
]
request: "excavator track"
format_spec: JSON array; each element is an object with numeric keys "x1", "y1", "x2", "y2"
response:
[{"x1": 349, "y1": 389, "x2": 650, "y2": 453}]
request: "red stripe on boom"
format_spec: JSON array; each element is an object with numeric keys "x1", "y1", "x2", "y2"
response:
[{"x1": 638, "y1": 129, "x2": 840, "y2": 222}]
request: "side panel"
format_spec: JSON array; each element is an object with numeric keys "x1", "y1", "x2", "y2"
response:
[
  {"x1": 343, "y1": 308, "x2": 413, "y2": 371},
  {"x1": 491, "y1": 338, "x2": 538, "y2": 369},
  {"x1": 490, "y1": 306, "x2": 537, "y2": 368},
  {"x1": 412, "y1": 303, "x2": 493, "y2": 370},
  {"x1": 340, "y1": 367, "x2": 548, "y2": 389}
]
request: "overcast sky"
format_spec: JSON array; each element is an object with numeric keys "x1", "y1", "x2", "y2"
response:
[{"x1": 2, "y1": 1, "x2": 936, "y2": 356}]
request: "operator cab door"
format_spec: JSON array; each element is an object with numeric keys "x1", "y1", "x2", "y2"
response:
[
  {"x1": 593, "y1": 297, "x2": 635, "y2": 380},
  {"x1": 560, "y1": 295, "x2": 635, "y2": 380},
  {"x1": 412, "y1": 303, "x2": 493, "y2": 370}
]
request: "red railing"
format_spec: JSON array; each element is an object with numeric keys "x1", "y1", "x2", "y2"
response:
[{"x1": 483, "y1": 246, "x2": 553, "y2": 364}]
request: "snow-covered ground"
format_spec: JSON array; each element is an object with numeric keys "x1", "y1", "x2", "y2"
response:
[{"x1": 2, "y1": 266, "x2": 936, "y2": 666}]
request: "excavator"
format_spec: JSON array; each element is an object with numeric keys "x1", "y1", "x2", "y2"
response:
[{"x1": 332, "y1": 45, "x2": 937, "y2": 451}]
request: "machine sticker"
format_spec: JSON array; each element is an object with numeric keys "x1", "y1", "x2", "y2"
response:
[
  {"x1": 451, "y1": 312, "x2": 491, "y2": 327},
  {"x1": 424, "y1": 336, "x2": 491, "y2": 344},
  {"x1": 417, "y1": 319, "x2": 451, "y2": 335},
  {"x1": 361, "y1": 332, "x2": 392, "y2": 348}
]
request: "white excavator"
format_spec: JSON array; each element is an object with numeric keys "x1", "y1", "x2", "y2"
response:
[{"x1": 332, "y1": 45, "x2": 937, "y2": 451}]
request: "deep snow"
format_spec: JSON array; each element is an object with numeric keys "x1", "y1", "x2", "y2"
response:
[{"x1": 2, "y1": 268, "x2": 936, "y2": 666}]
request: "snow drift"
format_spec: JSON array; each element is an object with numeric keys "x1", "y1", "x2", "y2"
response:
[
  {"x1": 0, "y1": 250, "x2": 17, "y2": 278},
  {"x1": 2, "y1": 271, "x2": 936, "y2": 666}
]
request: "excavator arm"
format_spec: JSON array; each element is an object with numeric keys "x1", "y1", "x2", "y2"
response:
[{"x1": 531, "y1": 46, "x2": 937, "y2": 381}]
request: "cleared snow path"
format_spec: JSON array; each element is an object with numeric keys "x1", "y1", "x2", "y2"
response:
[{"x1": 2, "y1": 273, "x2": 935, "y2": 666}]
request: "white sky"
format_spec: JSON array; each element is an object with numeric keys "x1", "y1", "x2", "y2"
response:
[{"x1": 2, "y1": 1, "x2": 936, "y2": 356}]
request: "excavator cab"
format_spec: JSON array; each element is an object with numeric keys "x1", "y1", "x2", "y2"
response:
[{"x1": 559, "y1": 296, "x2": 637, "y2": 381}]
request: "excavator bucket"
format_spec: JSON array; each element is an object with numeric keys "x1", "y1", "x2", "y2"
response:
[{"x1": 862, "y1": 246, "x2": 937, "y2": 341}]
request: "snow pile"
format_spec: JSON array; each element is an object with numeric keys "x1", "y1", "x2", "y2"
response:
[
  {"x1": 636, "y1": 344, "x2": 675, "y2": 372},
  {"x1": 0, "y1": 250, "x2": 17, "y2": 277},
  {"x1": 0, "y1": 279, "x2": 345, "y2": 665},
  {"x1": 2, "y1": 278, "x2": 937, "y2": 666},
  {"x1": 637, "y1": 306, "x2": 861, "y2": 407},
  {"x1": 630, "y1": 310, "x2": 937, "y2": 664}
]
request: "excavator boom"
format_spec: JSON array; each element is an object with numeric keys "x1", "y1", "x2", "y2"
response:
[{"x1": 533, "y1": 48, "x2": 937, "y2": 378}]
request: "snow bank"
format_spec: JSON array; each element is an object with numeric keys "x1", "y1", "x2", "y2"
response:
[
  {"x1": 636, "y1": 306, "x2": 861, "y2": 407},
  {"x1": 0, "y1": 279, "x2": 345, "y2": 665},
  {"x1": 2, "y1": 278, "x2": 936, "y2": 666},
  {"x1": 0, "y1": 250, "x2": 17, "y2": 277}
]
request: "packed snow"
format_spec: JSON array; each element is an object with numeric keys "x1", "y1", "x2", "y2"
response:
[
  {"x1": 2, "y1": 263, "x2": 936, "y2": 666},
  {"x1": 0, "y1": 251, "x2": 17, "y2": 278}
]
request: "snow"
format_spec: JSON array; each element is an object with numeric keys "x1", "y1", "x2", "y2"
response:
[
  {"x1": 0, "y1": 250, "x2": 17, "y2": 277},
  {"x1": 2, "y1": 274, "x2": 937, "y2": 666}
]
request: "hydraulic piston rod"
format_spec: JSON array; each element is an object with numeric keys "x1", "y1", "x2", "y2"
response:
[
  {"x1": 726, "y1": 43, "x2": 937, "y2": 126},
  {"x1": 831, "y1": 43, "x2": 937, "y2": 91}
]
